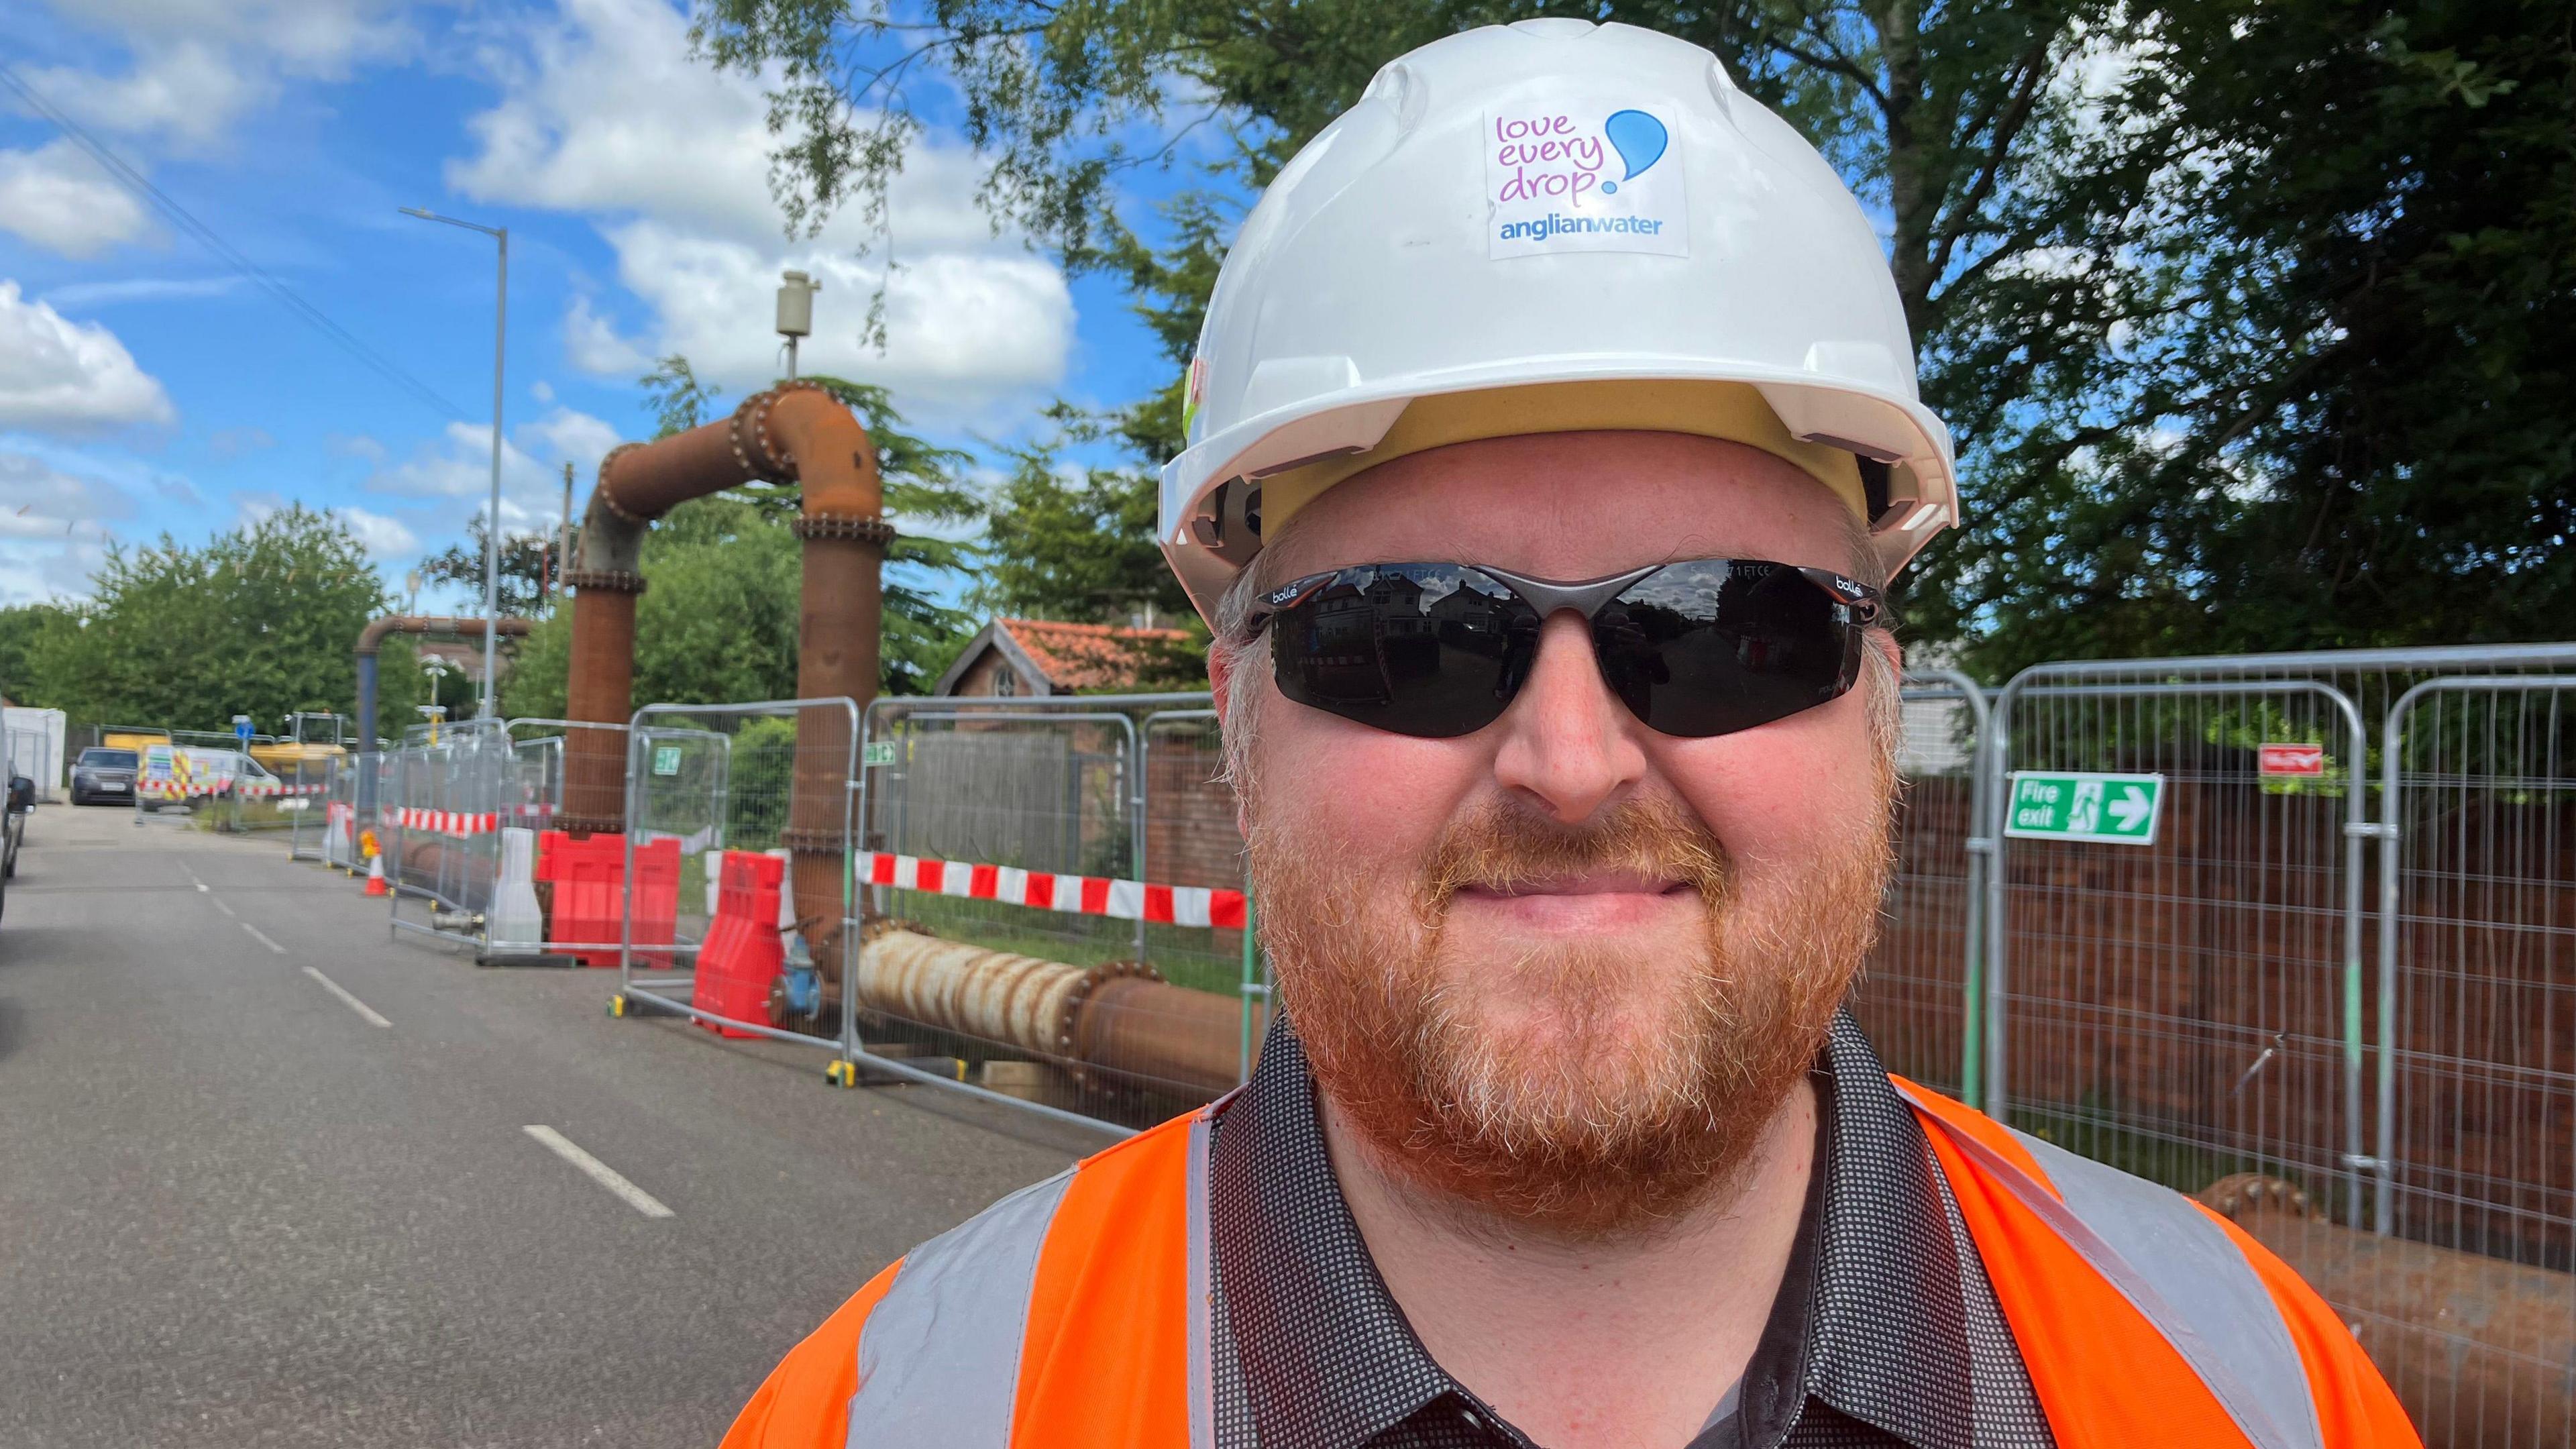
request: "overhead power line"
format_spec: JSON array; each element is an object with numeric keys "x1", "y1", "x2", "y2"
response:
[{"x1": 0, "y1": 60, "x2": 471, "y2": 423}]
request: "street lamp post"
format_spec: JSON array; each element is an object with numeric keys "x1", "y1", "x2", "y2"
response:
[{"x1": 400, "y1": 206, "x2": 508, "y2": 718}]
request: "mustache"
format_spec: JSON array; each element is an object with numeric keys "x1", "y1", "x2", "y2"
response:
[{"x1": 1419, "y1": 794, "x2": 1733, "y2": 912}]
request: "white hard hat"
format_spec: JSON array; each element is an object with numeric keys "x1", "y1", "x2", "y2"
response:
[{"x1": 1159, "y1": 18, "x2": 1957, "y2": 621}]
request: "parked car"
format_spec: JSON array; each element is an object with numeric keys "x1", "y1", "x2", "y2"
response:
[
  {"x1": 71, "y1": 746, "x2": 140, "y2": 806},
  {"x1": 4, "y1": 773, "x2": 28, "y2": 881}
]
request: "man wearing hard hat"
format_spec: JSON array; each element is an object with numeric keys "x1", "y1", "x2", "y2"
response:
[{"x1": 726, "y1": 20, "x2": 2414, "y2": 1449}]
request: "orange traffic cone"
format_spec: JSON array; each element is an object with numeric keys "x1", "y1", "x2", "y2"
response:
[{"x1": 364, "y1": 853, "x2": 388, "y2": 897}]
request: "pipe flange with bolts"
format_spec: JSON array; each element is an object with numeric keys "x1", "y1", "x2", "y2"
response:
[
  {"x1": 1053, "y1": 959, "x2": 1167, "y2": 1078},
  {"x1": 595, "y1": 443, "x2": 650, "y2": 524},
  {"x1": 549, "y1": 812, "x2": 625, "y2": 837},
  {"x1": 792, "y1": 514, "x2": 898, "y2": 545},
  {"x1": 732, "y1": 381, "x2": 833, "y2": 484},
  {"x1": 561, "y1": 569, "x2": 648, "y2": 595}
]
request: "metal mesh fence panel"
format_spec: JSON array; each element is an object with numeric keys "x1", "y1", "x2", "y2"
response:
[
  {"x1": 2367, "y1": 678, "x2": 2576, "y2": 1448},
  {"x1": 1850, "y1": 670, "x2": 1988, "y2": 1098},
  {"x1": 305, "y1": 753, "x2": 363, "y2": 869},
  {"x1": 845, "y1": 694, "x2": 1253, "y2": 1133},
  {"x1": 618, "y1": 700, "x2": 855, "y2": 1053},
  {"x1": 386, "y1": 720, "x2": 513, "y2": 946},
  {"x1": 1982, "y1": 643, "x2": 2576, "y2": 1449}
]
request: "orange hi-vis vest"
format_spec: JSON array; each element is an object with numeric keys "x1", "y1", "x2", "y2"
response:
[{"x1": 724, "y1": 1079, "x2": 2417, "y2": 1449}]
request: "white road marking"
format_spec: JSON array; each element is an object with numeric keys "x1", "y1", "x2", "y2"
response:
[
  {"x1": 194, "y1": 882, "x2": 208, "y2": 892},
  {"x1": 301, "y1": 966, "x2": 391, "y2": 1028},
  {"x1": 241, "y1": 922, "x2": 286, "y2": 954},
  {"x1": 522, "y1": 1126, "x2": 674, "y2": 1218},
  {"x1": 211, "y1": 898, "x2": 235, "y2": 917}
]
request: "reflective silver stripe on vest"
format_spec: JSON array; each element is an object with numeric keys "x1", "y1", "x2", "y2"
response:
[
  {"x1": 1183, "y1": 1108, "x2": 1218, "y2": 1449},
  {"x1": 1897, "y1": 1086, "x2": 2323, "y2": 1449},
  {"x1": 846, "y1": 1167, "x2": 1075, "y2": 1449}
]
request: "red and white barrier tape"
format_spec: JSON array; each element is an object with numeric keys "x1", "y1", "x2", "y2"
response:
[
  {"x1": 380, "y1": 804, "x2": 554, "y2": 836},
  {"x1": 138, "y1": 781, "x2": 325, "y2": 799},
  {"x1": 859, "y1": 851, "x2": 1248, "y2": 930}
]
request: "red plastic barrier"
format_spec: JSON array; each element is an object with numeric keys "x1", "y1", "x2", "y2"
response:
[
  {"x1": 537, "y1": 831, "x2": 680, "y2": 969},
  {"x1": 691, "y1": 851, "x2": 785, "y2": 1038}
]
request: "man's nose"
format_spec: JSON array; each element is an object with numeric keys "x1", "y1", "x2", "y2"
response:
[{"x1": 1489, "y1": 611, "x2": 1648, "y2": 824}]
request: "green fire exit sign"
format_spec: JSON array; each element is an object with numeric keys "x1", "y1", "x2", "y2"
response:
[{"x1": 2005, "y1": 771, "x2": 2164, "y2": 845}]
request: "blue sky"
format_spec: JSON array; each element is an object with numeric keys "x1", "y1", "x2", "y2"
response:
[{"x1": 0, "y1": 0, "x2": 1175, "y2": 612}]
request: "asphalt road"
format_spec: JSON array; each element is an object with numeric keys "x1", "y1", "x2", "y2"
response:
[{"x1": 0, "y1": 801, "x2": 1089, "y2": 1448}]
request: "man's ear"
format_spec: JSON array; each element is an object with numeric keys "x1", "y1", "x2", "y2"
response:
[{"x1": 1208, "y1": 640, "x2": 1234, "y2": 729}]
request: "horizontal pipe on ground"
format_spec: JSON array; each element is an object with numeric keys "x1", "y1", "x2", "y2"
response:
[
  {"x1": 2198, "y1": 1177, "x2": 2574, "y2": 1449},
  {"x1": 852, "y1": 927, "x2": 1258, "y2": 1099}
]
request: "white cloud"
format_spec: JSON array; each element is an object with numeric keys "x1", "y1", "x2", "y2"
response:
[
  {"x1": 606, "y1": 223, "x2": 1072, "y2": 407},
  {"x1": 21, "y1": 1, "x2": 415, "y2": 150},
  {"x1": 0, "y1": 139, "x2": 151, "y2": 257},
  {"x1": 364, "y1": 407, "x2": 620, "y2": 531},
  {"x1": 564, "y1": 293, "x2": 651, "y2": 376},
  {"x1": 449, "y1": 0, "x2": 1073, "y2": 415},
  {"x1": 0, "y1": 449, "x2": 135, "y2": 603},
  {"x1": 446, "y1": 0, "x2": 992, "y2": 252},
  {"x1": 523, "y1": 405, "x2": 619, "y2": 468},
  {"x1": 334, "y1": 504, "x2": 419, "y2": 557},
  {"x1": 529, "y1": 379, "x2": 554, "y2": 403},
  {"x1": 0, "y1": 280, "x2": 176, "y2": 432}
]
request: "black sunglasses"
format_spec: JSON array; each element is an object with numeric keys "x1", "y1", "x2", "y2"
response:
[{"x1": 1244, "y1": 558, "x2": 1884, "y2": 740}]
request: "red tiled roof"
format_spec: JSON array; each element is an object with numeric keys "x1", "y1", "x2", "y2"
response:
[{"x1": 1000, "y1": 617, "x2": 1195, "y2": 692}]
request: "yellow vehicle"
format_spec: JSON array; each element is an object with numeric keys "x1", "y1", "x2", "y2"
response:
[
  {"x1": 248, "y1": 740, "x2": 345, "y2": 775},
  {"x1": 102, "y1": 728, "x2": 170, "y2": 755}
]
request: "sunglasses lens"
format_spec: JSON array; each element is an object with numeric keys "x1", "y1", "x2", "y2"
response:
[
  {"x1": 1596, "y1": 560, "x2": 1865, "y2": 738},
  {"x1": 1269, "y1": 564, "x2": 1534, "y2": 738}
]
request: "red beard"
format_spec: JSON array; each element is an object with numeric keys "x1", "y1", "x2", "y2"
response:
[{"x1": 1251, "y1": 789, "x2": 1892, "y2": 1238}]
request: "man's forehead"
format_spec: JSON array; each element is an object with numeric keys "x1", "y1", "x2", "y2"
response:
[{"x1": 1263, "y1": 431, "x2": 1854, "y2": 580}]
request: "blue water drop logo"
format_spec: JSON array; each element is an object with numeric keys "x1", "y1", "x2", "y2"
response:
[{"x1": 1597, "y1": 109, "x2": 1668, "y2": 195}]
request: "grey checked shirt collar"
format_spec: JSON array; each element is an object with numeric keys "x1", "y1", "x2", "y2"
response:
[{"x1": 1203, "y1": 1008, "x2": 2053, "y2": 1449}]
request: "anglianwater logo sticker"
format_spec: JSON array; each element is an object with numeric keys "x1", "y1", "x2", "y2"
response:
[{"x1": 1485, "y1": 99, "x2": 1686, "y2": 260}]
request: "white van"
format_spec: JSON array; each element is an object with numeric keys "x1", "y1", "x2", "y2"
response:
[{"x1": 138, "y1": 745, "x2": 281, "y2": 805}]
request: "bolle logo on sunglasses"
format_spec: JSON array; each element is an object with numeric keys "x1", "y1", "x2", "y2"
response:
[{"x1": 1485, "y1": 97, "x2": 1687, "y2": 262}]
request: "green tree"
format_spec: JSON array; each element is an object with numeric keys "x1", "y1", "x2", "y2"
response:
[
  {"x1": 973, "y1": 405, "x2": 1190, "y2": 626},
  {"x1": 25, "y1": 506, "x2": 397, "y2": 731},
  {"x1": 1942, "y1": 0, "x2": 2575, "y2": 676},
  {"x1": 641, "y1": 353, "x2": 724, "y2": 437},
  {"x1": 417, "y1": 516, "x2": 566, "y2": 618},
  {"x1": 504, "y1": 496, "x2": 802, "y2": 716},
  {"x1": 0, "y1": 603, "x2": 78, "y2": 708}
]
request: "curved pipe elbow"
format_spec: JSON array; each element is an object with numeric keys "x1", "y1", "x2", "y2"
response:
[
  {"x1": 574, "y1": 490, "x2": 649, "y2": 578},
  {"x1": 767, "y1": 386, "x2": 882, "y2": 521},
  {"x1": 357, "y1": 614, "x2": 533, "y2": 655}
]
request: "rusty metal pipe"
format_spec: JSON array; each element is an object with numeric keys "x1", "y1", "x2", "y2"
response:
[
  {"x1": 2201, "y1": 1181, "x2": 2575, "y2": 1448},
  {"x1": 557, "y1": 386, "x2": 889, "y2": 858},
  {"x1": 1071, "y1": 974, "x2": 1266, "y2": 1099},
  {"x1": 853, "y1": 928, "x2": 1259, "y2": 1099},
  {"x1": 759, "y1": 386, "x2": 888, "y2": 967},
  {"x1": 354, "y1": 614, "x2": 533, "y2": 747},
  {"x1": 853, "y1": 929, "x2": 1093, "y2": 1050}
]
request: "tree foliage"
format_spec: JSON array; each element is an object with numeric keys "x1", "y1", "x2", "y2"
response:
[
  {"x1": 1942, "y1": 0, "x2": 2575, "y2": 674},
  {"x1": 7, "y1": 506, "x2": 403, "y2": 732},
  {"x1": 417, "y1": 515, "x2": 566, "y2": 619},
  {"x1": 694, "y1": 0, "x2": 2574, "y2": 673}
]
